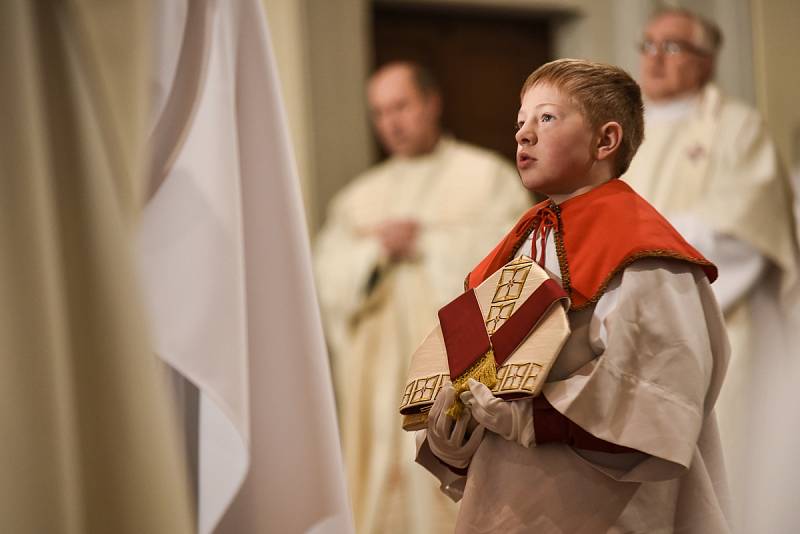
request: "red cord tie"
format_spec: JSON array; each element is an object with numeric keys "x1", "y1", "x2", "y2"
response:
[{"x1": 531, "y1": 206, "x2": 559, "y2": 268}]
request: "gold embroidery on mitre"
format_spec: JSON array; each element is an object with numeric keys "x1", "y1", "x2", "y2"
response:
[
  {"x1": 495, "y1": 362, "x2": 543, "y2": 392},
  {"x1": 446, "y1": 348, "x2": 498, "y2": 419},
  {"x1": 402, "y1": 412, "x2": 430, "y2": 431},
  {"x1": 402, "y1": 360, "x2": 550, "y2": 431},
  {"x1": 399, "y1": 358, "x2": 545, "y2": 416},
  {"x1": 400, "y1": 373, "x2": 449, "y2": 411},
  {"x1": 486, "y1": 256, "x2": 532, "y2": 334}
]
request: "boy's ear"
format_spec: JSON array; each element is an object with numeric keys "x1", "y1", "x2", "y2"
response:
[{"x1": 595, "y1": 121, "x2": 622, "y2": 162}]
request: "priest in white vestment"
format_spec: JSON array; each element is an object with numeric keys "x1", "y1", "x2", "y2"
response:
[
  {"x1": 623, "y1": 8, "x2": 799, "y2": 524},
  {"x1": 314, "y1": 62, "x2": 529, "y2": 533}
]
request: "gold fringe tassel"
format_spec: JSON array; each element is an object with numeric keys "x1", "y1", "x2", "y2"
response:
[{"x1": 445, "y1": 348, "x2": 498, "y2": 418}]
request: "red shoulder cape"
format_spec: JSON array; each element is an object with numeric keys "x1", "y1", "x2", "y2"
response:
[{"x1": 466, "y1": 180, "x2": 717, "y2": 310}]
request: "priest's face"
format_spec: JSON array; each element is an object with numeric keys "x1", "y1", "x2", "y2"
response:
[
  {"x1": 639, "y1": 13, "x2": 713, "y2": 102},
  {"x1": 367, "y1": 64, "x2": 442, "y2": 158},
  {"x1": 515, "y1": 84, "x2": 596, "y2": 195}
]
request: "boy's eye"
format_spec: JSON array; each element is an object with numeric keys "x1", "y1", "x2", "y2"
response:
[
  {"x1": 541, "y1": 113, "x2": 555, "y2": 123},
  {"x1": 514, "y1": 122, "x2": 524, "y2": 132}
]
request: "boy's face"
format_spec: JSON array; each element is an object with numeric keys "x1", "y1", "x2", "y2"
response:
[{"x1": 515, "y1": 84, "x2": 596, "y2": 195}]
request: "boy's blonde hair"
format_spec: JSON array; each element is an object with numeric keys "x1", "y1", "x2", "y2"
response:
[{"x1": 521, "y1": 59, "x2": 644, "y2": 176}]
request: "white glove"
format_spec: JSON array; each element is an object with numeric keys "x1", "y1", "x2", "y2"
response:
[
  {"x1": 426, "y1": 384, "x2": 485, "y2": 469},
  {"x1": 460, "y1": 378, "x2": 536, "y2": 448}
]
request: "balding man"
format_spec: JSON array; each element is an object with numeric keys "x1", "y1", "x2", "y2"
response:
[
  {"x1": 314, "y1": 62, "x2": 528, "y2": 533},
  {"x1": 623, "y1": 8, "x2": 799, "y2": 516}
]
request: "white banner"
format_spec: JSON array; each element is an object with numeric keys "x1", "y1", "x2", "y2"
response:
[{"x1": 140, "y1": 1, "x2": 353, "y2": 531}]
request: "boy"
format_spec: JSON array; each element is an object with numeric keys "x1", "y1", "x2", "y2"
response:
[{"x1": 416, "y1": 59, "x2": 731, "y2": 533}]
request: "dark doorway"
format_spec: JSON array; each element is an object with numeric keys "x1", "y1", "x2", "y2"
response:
[{"x1": 372, "y1": 3, "x2": 553, "y2": 164}]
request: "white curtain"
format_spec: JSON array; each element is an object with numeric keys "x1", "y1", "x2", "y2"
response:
[{"x1": 139, "y1": 0, "x2": 353, "y2": 532}]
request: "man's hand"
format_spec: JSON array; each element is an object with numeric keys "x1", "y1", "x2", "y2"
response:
[
  {"x1": 427, "y1": 384, "x2": 485, "y2": 468},
  {"x1": 372, "y1": 219, "x2": 419, "y2": 261},
  {"x1": 460, "y1": 379, "x2": 536, "y2": 448}
]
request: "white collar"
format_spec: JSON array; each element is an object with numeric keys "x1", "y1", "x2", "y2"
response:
[{"x1": 645, "y1": 93, "x2": 701, "y2": 123}]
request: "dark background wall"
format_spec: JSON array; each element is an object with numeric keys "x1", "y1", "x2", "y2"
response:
[{"x1": 373, "y1": 4, "x2": 552, "y2": 163}]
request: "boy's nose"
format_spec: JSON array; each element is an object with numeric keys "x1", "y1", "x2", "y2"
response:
[{"x1": 515, "y1": 127, "x2": 535, "y2": 146}]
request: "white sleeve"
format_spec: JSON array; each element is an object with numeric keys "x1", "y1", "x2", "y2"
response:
[
  {"x1": 413, "y1": 430, "x2": 467, "y2": 503},
  {"x1": 313, "y1": 194, "x2": 388, "y2": 356},
  {"x1": 544, "y1": 259, "x2": 729, "y2": 482},
  {"x1": 668, "y1": 213, "x2": 766, "y2": 312}
]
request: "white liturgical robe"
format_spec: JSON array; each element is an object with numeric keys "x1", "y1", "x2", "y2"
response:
[
  {"x1": 623, "y1": 84, "x2": 799, "y2": 519},
  {"x1": 417, "y1": 247, "x2": 731, "y2": 533}
]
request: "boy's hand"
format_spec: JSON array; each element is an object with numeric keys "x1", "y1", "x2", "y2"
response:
[
  {"x1": 427, "y1": 383, "x2": 485, "y2": 468},
  {"x1": 460, "y1": 379, "x2": 536, "y2": 448}
]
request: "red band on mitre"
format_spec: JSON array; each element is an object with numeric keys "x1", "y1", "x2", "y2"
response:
[
  {"x1": 491, "y1": 278, "x2": 567, "y2": 366},
  {"x1": 438, "y1": 289, "x2": 491, "y2": 379},
  {"x1": 438, "y1": 278, "x2": 568, "y2": 380}
]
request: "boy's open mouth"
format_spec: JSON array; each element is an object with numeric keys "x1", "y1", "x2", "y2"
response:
[{"x1": 517, "y1": 153, "x2": 535, "y2": 167}]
